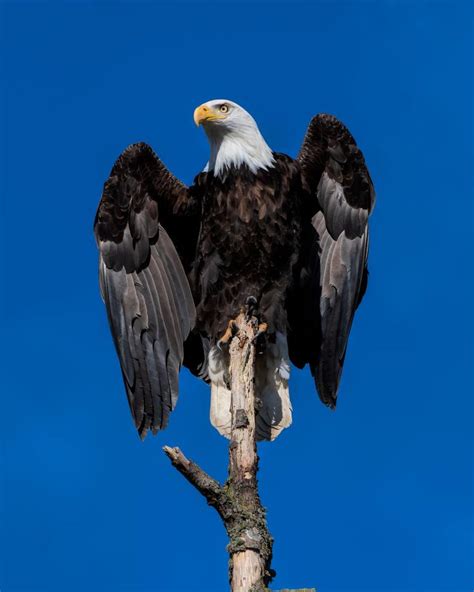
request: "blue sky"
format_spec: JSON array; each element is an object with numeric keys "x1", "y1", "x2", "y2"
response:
[{"x1": 0, "y1": 1, "x2": 472, "y2": 591}]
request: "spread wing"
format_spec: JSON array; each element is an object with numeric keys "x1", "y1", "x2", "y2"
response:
[
  {"x1": 291, "y1": 114, "x2": 375, "y2": 407},
  {"x1": 94, "y1": 143, "x2": 199, "y2": 438}
]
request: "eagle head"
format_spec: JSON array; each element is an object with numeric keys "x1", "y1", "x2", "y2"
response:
[{"x1": 193, "y1": 99, "x2": 275, "y2": 177}]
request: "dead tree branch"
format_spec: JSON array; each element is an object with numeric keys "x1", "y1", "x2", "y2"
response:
[
  {"x1": 164, "y1": 311, "x2": 274, "y2": 591},
  {"x1": 162, "y1": 446, "x2": 222, "y2": 507}
]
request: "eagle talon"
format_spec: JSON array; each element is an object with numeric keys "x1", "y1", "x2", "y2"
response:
[{"x1": 217, "y1": 319, "x2": 238, "y2": 349}]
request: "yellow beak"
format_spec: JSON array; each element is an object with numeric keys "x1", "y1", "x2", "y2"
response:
[{"x1": 193, "y1": 104, "x2": 225, "y2": 126}]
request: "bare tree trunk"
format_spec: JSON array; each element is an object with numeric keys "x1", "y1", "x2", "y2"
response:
[
  {"x1": 164, "y1": 310, "x2": 274, "y2": 591},
  {"x1": 228, "y1": 312, "x2": 272, "y2": 590}
]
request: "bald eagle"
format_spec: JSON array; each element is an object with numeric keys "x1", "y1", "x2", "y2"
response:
[{"x1": 94, "y1": 100, "x2": 375, "y2": 441}]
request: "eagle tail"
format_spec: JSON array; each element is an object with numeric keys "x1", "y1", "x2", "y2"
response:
[{"x1": 208, "y1": 333, "x2": 292, "y2": 441}]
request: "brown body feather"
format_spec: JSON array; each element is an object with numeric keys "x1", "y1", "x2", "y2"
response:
[{"x1": 191, "y1": 154, "x2": 308, "y2": 341}]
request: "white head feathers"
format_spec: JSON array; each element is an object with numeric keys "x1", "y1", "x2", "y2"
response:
[{"x1": 194, "y1": 99, "x2": 275, "y2": 178}]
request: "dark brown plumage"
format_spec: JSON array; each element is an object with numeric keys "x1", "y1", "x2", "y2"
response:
[
  {"x1": 290, "y1": 114, "x2": 375, "y2": 407},
  {"x1": 191, "y1": 154, "x2": 305, "y2": 340},
  {"x1": 94, "y1": 109, "x2": 375, "y2": 439}
]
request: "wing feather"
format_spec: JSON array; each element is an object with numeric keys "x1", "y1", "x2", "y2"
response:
[
  {"x1": 294, "y1": 114, "x2": 375, "y2": 406},
  {"x1": 95, "y1": 143, "x2": 198, "y2": 437}
]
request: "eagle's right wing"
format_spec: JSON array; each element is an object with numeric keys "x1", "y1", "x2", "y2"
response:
[{"x1": 94, "y1": 143, "x2": 199, "y2": 438}]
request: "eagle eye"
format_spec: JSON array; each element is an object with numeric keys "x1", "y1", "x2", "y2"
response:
[{"x1": 219, "y1": 104, "x2": 229, "y2": 114}]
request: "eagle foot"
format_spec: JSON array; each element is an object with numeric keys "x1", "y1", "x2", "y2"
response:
[
  {"x1": 217, "y1": 319, "x2": 238, "y2": 350},
  {"x1": 218, "y1": 305, "x2": 265, "y2": 351}
]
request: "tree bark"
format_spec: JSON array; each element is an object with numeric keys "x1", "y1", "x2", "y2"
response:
[
  {"x1": 227, "y1": 312, "x2": 272, "y2": 590},
  {"x1": 164, "y1": 311, "x2": 274, "y2": 591}
]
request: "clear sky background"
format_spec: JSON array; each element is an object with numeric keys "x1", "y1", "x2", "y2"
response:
[{"x1": 1, "y1": 1, "x2": 472, "y2": 591}]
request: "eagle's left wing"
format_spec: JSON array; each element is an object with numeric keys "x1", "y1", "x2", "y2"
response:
[{"x1": 290, "y1": 114, "x2": 376, "y2": 407}]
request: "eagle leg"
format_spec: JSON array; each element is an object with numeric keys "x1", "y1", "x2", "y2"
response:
[
  {"x1": 218, "y1": 298, "x2": 265, "y2": 350},
  {"x1": 217, "y1": 319, "x2": 238, "y2": 350}
]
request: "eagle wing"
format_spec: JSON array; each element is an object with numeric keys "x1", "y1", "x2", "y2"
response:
[
  {"x1": 293, "y1": 114, "x2": 375, "y2": 407},
  {"x1": 94, "y1": 143, "x2": 199, "y2": 438}
]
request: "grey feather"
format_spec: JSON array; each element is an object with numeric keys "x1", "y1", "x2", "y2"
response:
[
  {"x1": 296, "y1": 113, "x2": 375, "y2": 407},
  {"x1": 95, "y1": 143, "x2": 197, "y2": 438}
]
